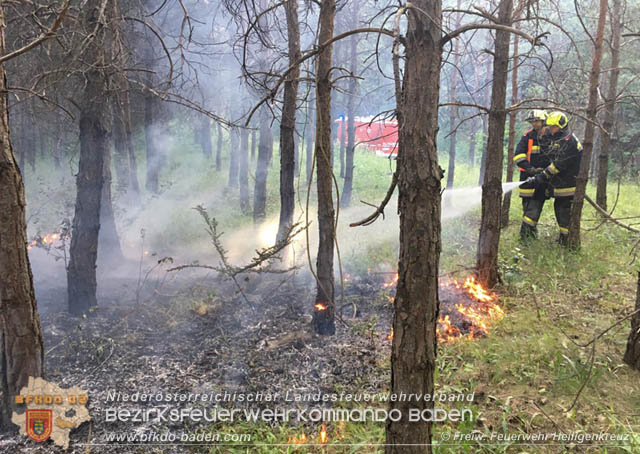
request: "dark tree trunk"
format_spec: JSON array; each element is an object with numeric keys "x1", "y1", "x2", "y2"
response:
[
  {"x1": 568, "y1": 0, "x2": 608, "y2": 249},
  {"x1": 228, "y1": 128, "x2": 239, "y2": 189},
  {"x1": 0, "y1": 5, "x2": 44, "y2": 425},
  {"x1": 468, "y1": 118, "x2": 477, "y2": 167},
  {"x1": 476, "y1": 0, "x2": 513, "y2": 288},
  {"x1": 596, "y1": 0, "x2": 621, "y2": 210},
  {"x1": 276, "y1": 0, "x2": 301, "y2": 244},
  {"x1": 239, "y1": 128, "x2": 250, "y2": 213},
  {"x1": 339, "y1": 113, "x2": 346, "y2": 178},
  {"x1": 305, "y1": 101, "x2": 314, "y2": 182},
  {"x1": 624, "y1": 272, "x2": 640, "y2": 370},
  {"x1": 121, "y1": 90, "x2": 140, "y2": 201},
  {"x1": 25, "y1": 104, "x2": 36, "y2": 173},
  {"x1": 68, "y1": 7, "x2": 108, "y2": 315},
  {"x1": 111, "y1": 96, "x2": 130, "y2": 195},
  {"x1": 144, "y1": 92, "x2": 160, "y2": 194},
  {"x1": 385, "y1": 1, "x2": 442, "y2": 452},
  {"x1": 312, "y1": 0, "x2": 336, "y2": 336},
  {"x1": 446, "y1": 6, "x2": 461, "y2": 190},
  {"x1": 253, "y1": 111, "x2": 272, "y2": 223},
  {"x1": 251, "y1": 128, "x2": 257, "y2": 161},
  {"x1": 98, "y1": 142, "x2": 124, "y2": 265},
  {"x1": 501, "y1": 32, "x2": 519, "y2": 228},
  {"x1": 216, "y1": 123, "x2": 223, "y2": 171},
  {"x1": 199, "y1": 115, "x2": 213, "y2": 159},
  {"x1": 340, "y1": 7, "x2": 359, "y2": 208},
  {"x1": 477, "y1": 55, "x2": 492, "y2": 186}
]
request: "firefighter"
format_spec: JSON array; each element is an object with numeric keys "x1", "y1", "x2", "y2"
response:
[
  {"x1": 532, "y1": 111, "x2": 583, "y2": 246},
  {"x1": 513, "y1": 109, "x2": 551, "y2": 241}
]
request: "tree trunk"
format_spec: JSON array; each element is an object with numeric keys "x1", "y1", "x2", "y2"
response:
[
  {"x1": 253, "y1": 110, "x2": 272, "y2": 223},
  {"x1": 144, "y1": 92, "x2": 160, "y2": 194},
  {"x1": 305, "y1": 101, "x2": 314, "y2": 183},
  {"x1": 446, "y1": 5, "x2": 461, "y2": 191},
  {"x1": 121, "y1": 90, "x2": 140, "y2": 201},
  {"x1": 339, "y1": 113, "x2": 346, "y2": 178},
  {"x1": 98, "y1": 141, "x2": 124, "y2": 265},
  {"x1": 596, "y1": 0, "x2": 621, "y2": 210},
  {"x1": 624, "y1": 272, "x2": 640, "y2": 369},
  {"x1": 568, "y1": 0, "x2": 608, "y2": 249},
  {"x1": 251, "y1": 128, "x2": 257, "y2": 161},
  {"x1": 239, "y1": 127, "x2": 250, "y2": 213},
  {"x1": 228, "y1": 127, "x2": 239, "y2": 189},
  {"x1": 468, "y1": 118, "x2": 477, "y2": 167},
  {"x1": 478, "y1": 55, "x2": 492, "y2": 186},
  {"x1": 476, "y1": 0, "x2": 513, "y2": 288},
  {"x1": 312, "y1": 0, "x2": 336, "y2": 336},
  {"x1": 340, "y1": 7, "x2": 359, "y2": 208},
  {"x1": 111, "y1": 96, "x2": 130, "y2": 195},
  {"x1": 216, "y1": 123, "x2": 223, "y2": 171},
  {"x1": 0, "y1": 5, "x2": 44, "y2": 426},
  {"x1": 276, "y1": 0, "x2": 301, "y2": 244},
  {"x1": 386, "y1": 2, "x2": 442, "y2": 452},
  {"x1": 68, "y1": 7, "x2": 108, "y2": 315},
  {"x1": 501, "y1": 32, "x2": 519, "y2": 228},
  {"x1": 199, "y1": 115, "x2": 213, "y2": 159}
]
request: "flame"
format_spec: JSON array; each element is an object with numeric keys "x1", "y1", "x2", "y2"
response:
[
  {"x1": 387, "y1": 328, "x2": 393, "y2": 340},
  {"x1": 314, "y1": 303, "x2": 327, "y2": 311},
  {"x1": 461, "y1": 276, "x2": 495, "y2": 302},
  {"x1": 382, "y1": 273, "x2": 398, "y2": 288},
  {"x1": 319, "y1": 424, "x2": 328, "y2": 444},
  {"x1": 288, "y1": 432, "x2": 308, "y2": 444},
  {"x1": 27, "y1": 232, "x2": 66, "y2": 251}
]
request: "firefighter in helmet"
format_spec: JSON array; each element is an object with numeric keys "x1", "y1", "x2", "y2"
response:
[
  {"x1": 531, "y1": 111, "x2": 583, "y2": 246},
  {"x1": 513, "y1": 109, "x2": 551, "y2": 241}
]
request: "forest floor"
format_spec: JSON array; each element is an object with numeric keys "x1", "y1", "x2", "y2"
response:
[{"x1": 2, "y1": 146, "x2": 639, "y2": 453}]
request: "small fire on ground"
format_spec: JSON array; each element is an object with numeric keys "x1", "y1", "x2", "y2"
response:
[
  {"x1": 288, "y1": 423, "x2": 344, "y2": 446},
  {"x1": 27, "y1": 232, "x2": 67, "y2": 251},
  {"x1": 383, "y1": 274, "x2": 504, "y2": 343}
]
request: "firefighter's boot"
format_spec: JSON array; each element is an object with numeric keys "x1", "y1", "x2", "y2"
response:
[
  {"x1": 520, "y1": 223, "x2": 538, "y2": 242},
  {"x1": 557, "y1": 233, "x2": 569, "y2": 247}
]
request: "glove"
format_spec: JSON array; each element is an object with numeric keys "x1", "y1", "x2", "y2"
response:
[
  {"x1": 533, "y1": 172, "x2": 548, "y2": 186},
  {"x1": 526, "y1": 167, "x2": 544, "y2": 175}
]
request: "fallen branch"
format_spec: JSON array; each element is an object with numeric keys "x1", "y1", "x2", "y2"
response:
[{"x1": 585, "y1": 194, "x2": 640, "y2": 233}]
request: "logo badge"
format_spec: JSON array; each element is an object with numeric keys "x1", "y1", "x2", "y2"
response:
[{"x1": 26, "y1": 409, "x2": 52, "y2": 442}]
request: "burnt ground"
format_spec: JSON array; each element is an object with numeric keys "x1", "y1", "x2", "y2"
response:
[{"x1": 0, "y1": 264, "x2": 396, "y2": 454}]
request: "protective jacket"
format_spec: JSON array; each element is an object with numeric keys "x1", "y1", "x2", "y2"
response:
[
  {"x1": 513, "y1": 129, "x2": 551, "y2": 198},
  {"x1": 540, "y1": 129, "x2": 583, "y2": 197}
]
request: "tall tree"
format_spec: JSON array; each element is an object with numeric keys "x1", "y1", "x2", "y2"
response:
[
  {"x1": 312, "y1": 0, "x2": 336, "y2": 336},
  {"x1": 239, "y1": 127, "x2": 250, "y2": 213},
  {"x1": 386, "y1": 0, "x2": 442, "y2": 450},
  {"x1": 67, "y1": 3, "x2": 109, "y2": 315},
  {"x1": 446, "y1": 0, "x2": 462, "y2": 192},
  {"x1": 501, "y1": 32, "x2": 520, "y2": 227},
  {"x1": 199, "y1": 114, "x2": 213, "y2": 159},
  {"x1": 340, "y1": 2, "x2": 359, "y2": 208},
  {"x1": 0, "y1": 3, "x2": 46, "y2": 426},
  {"x1": 305, "y1": 99, "x2": 314, "y2": 182},
  {"x1": 143, "y1": 49, "x2": 160, "y2": 194},
  {"x1": 254, "y1": 109, "x2": 272, "y2": 223},
  {"x1": 624, "y1": 270, "x2": 640, "y2": 369},
  {"x1": 98, "y1": 134, "x2": 124, "y2": 265},
  {"x1": 476, "y1": 0, "x2": 514, "y2": 288},
  {"x1": 276, "y1": 0, "x2": 301, "y2": 243},
  {"x1": 216, "y1": 122, "x2": 223, "y2": 171},
  {"x1": 228, "y1": 127, "x2": 239, "y2": 189},
  {"x1": 568, "y1": 0, "x2": 608, "y2": 248},
  {"x1": 596, "y1": 0, "x2": 622, "y2": 210}
]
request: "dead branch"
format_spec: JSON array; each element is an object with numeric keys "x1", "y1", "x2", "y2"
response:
[
  {"x1": 350, "y1": 172, "x2": 398, "y2": 227},
  {"x1": 585, "y1": 195, "x2": 640, "y2": 233}
]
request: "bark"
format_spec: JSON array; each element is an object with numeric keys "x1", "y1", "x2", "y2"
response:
[
  {"x1": 501, "y1": 32, "x2": 519, "y2": 228},
  {"x1": 121, "y1": 90, "x2": 140, "y2": 201},
  {"x1": 468, "y1": 118, "x2": 477, "y2": 167},
  {"x1": 276, "y1": 0, "x2": 301, "y2": 244},
  {"x1": 199, "y1": 115, "x2": 213, "y2": 159},
  {"x1": 216, "y1": 122, "x2": 223, "y2": 171},
  {"x1": 568, "y1": 0, "x2": 608, "y2": 249},
  {"x1": 386, "y1": 2, "x2": 442, "y2": 452},
  {"x1": 446, "y1": 3, "x2": 462, "y2": 191},
  {"x1": 111, "y1": 96, "x2": 130, "y2": 195},
  {"x1": 305, "y1": 101, "x2": 314, "y2": 182},
  {"x1": 98, "y1": 140, "x2": 124, "y2": 265},
  {"x1": 312, "y1": 0, "x2": 336, "y2": 336},
  {"x1": 228, "y1": 127, "x2": 239, "y2": 189},
  {"x1": 253, "y1": 110, "x2": 272, "y2": 223},
  {"x1": 476, "y1": 0, "x2": 513, "y2": 288},
  {"x1": 596, "y1": 0, "x2": 621, "y2": 210},
  {"x1": 239, "y1": 127, "x2": 250, "y2": 213},
  {"x1": 0, "y1": 5, "x2": 44, "y2": 426},
  {"x1": 67, "y1": 7, "x2": 108, "y2": 316},
  {"x1": 478, "y1": 55, "x2": 492, "y2": 186},
  {"x1": 340, "y1": 6, "x2": 359, "y2": 209},
  {"x1": 144, "y1": 91, "x2": 160, "y2": 193},
  {"x1": 624, "y1": 272, "x2": 640, "y2": 369}
]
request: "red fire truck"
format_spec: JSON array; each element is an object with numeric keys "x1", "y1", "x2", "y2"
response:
[{"x1": 335, "y1": 116, "x2": 398, "y2": 157}]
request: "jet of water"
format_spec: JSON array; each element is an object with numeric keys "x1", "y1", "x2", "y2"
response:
[{"x1": 442, "y1": 180, "x2": 528, "y2": 220}]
